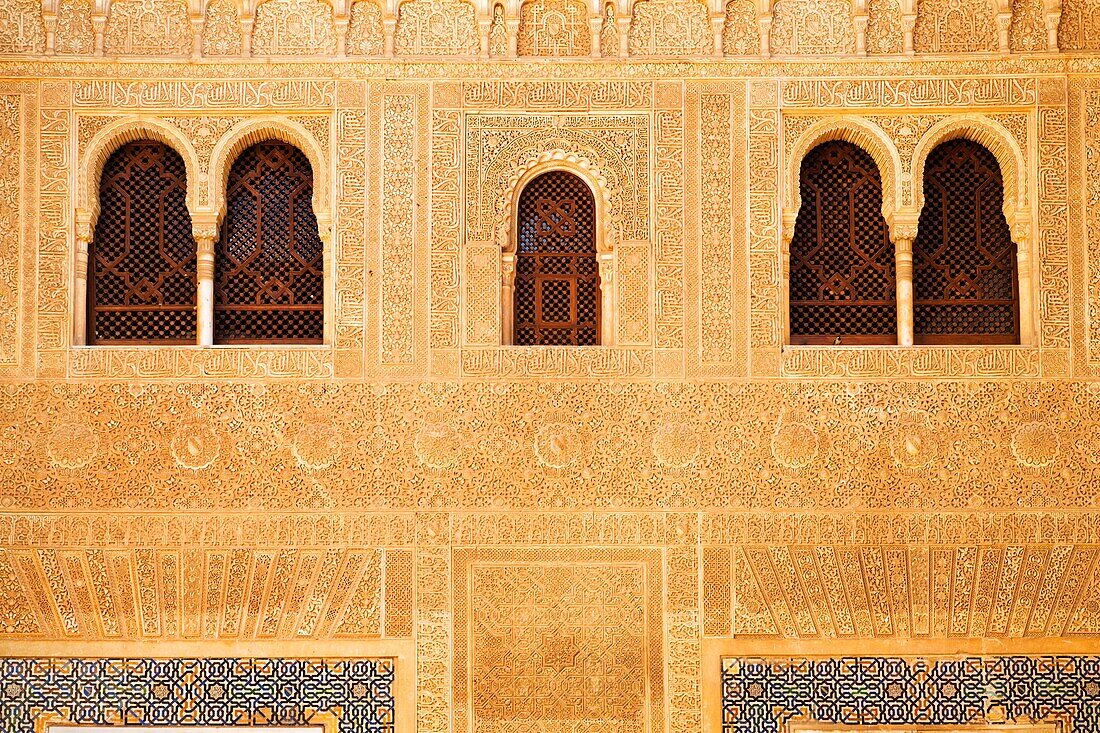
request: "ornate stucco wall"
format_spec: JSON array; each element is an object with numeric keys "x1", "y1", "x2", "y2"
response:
[{"x1": 2, "y1": 1, "x2": 1100, "y2": 732}]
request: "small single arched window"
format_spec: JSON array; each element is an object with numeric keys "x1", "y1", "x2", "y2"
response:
[
  {"x1": 788, "y1": 140, "x2": 895, "y2": 345},
  {"x1": 216, "y1": 140, "x2": 324, "y2": 344},
  {"x1": 89, "y1": 141, "x2": 195, "y2": 344},
  {"x1": 514, "y1": 170, "x2": 600, "y2": 346},
  {"x1": 914, "y1": 138, "x2": 1019, "y2": 344}
]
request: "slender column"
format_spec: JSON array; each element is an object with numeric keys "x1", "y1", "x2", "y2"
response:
[
  {"x1": 507, "y1": 18, "x2": 520, "y2": 57},
  {"x1": 854, "y1": 17, "x2": 867, "y2": 55},
  {"x1": 501, "y1": 253, "x2": 516, "y2": 345},
  {"x1": 479, "y1": 19, "x2": 492, "y2": 56},
  {"x1": 902, "y1": 13, "x2": 916, "y2": 54},
  {"x1": 853, "y1": 0, "x2": 868, "y2": 55},
  {"x1": 92, "y1": 13, "x2": 106, "y2": 55},
  {"x1": 193, "y1": 220, "x2": 219, "y2": 347},
  {"x1": 758, "y1": 14, "x2": 771, "y2": 57},
  {"x1": 1044, "y1": 10, "x2": 1060, "y2": 51},
  {"x1": 384, "y1": 16, "x2": 398, "y2": 56},
  {"x1": 1013, "y1": 220, "x2": 1035, "y2": 345},
  {"x1": 598, "y1": 252, "x2": 615, "y2": 346},
  {"x1": 996, "y1": 10, "x2": 1011, "y2": 52},
  {"x1": 711, "y1": 14, "x2": 724, "y2": 57},
  {"x1": 241, "y1": 16, "x2": 255, "y2": 55},
  {"x1": 73, "y1": 214, "x2": 94, "y2": 346},
  {"x1": 191, "y1": 16, "x2": 205, "y2": 58},
  {"x1": 893, "y1": 236, "x2": 914, "y2": 347},
  {"x1": 43, "y1": 12, "x2": 58, "y2": 54},
  {"x1": 617, "y1": 16, "x2": 630, "y2": 55},
  {"x1": 891, "y1": 215, "x2": 918, "y2": 347},
  {"x1": 590, "y1": 16, "x2": 602, "y2": 57},
  {"x1": 335, "y1": 15, "x2": 351, "y2": 56}
]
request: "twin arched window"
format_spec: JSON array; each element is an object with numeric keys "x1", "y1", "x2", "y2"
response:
[
  {"x1": 88, "y1": 139, "x2": 323, "y2": 345},
  {"x1": 789, "y1": 137, "x2": 1020, "y2": 346}
]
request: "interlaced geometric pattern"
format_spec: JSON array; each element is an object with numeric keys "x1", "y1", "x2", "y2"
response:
[
  {"x1": 914, "y1": 138, "x2": 1019, "y2": 344},
  {"x1": 515, "y1": 171, "x2": 600, "y2": 346},
  {"x1": 722, "y1": 656, "x2": 1100, "y2": 733},
  {"x1": 789, "y1": 140, "x2": 895, "y2": 344},
  {"x1": 89, "y1": 141, "x2": 196, "y2": 343},
  {"x1": 216, "y1": 141, "x2": 324, "y2": 343},
  {"x1": 0, "y1": 657, "x2": 396, "y2": 733}
]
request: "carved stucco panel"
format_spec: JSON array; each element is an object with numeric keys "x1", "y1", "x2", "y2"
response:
[
  {"x1": 394, "y1": 0, "x2": 480, "y2": 56},
  {"x1": 376, "y1": 85, "x2": 430, "y2": 373},
  {"x1": 55, "y1": 0, "x2": 94, "y2": 54},
  {"x1": 913, "y1": 0, "x2": 999, "y2": 52},
  {"x1": 518, "y1": 0, "x2": 593, "y2": 56},
  {"x1": 628, "y1": 0, "x2": 712, "y2": 56},
  {"x1": 253, "y1": 0, "x2": 337, "y2": 56},
  {"x1": 866, "y1": 0, "x2": 904, "y2": 53},
  {"x1": 770, "y1": 0, "x2": 856, "y2": 54},
  {"x1": 466, "y1": 113, "x2": 649, "y2": 245},
  {"x1": 453, "y1": 549, "x2": 664, "y2": 733},
  {"x1": 202, "y1": 0, "x2": 244, "y2": 56},
  {"x1": 1058, "y1": 0, "x2": 1100, "y2": 50},
  {"x1": 0, "y1": 0, "x2": 46, "y2": 54},
  {"x1": 721, "y1": 0, "x2": 760, "y2": 55},
  {"x1": 348, "y1": 0, "x2": 385, "y2": 55},
  {"x1": 104, "y1": 0, "x2": 191, "y2": 56},
  {"x1": 0, "y1": 90, "x2": 34, "y2": 377}
]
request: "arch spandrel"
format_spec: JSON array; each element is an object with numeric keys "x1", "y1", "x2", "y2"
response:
[
  {"x1": 479, "y1": 128, "x2": 643, "y2": 249},
  {"x1": 910, "y1": 115, "x2": 1028, "y2": 235},
  {"x1": 79, "y1": 117, "x2": 202, "y2": 222},
  {"x1": 784, "y1": 116, "x2": 903, "y2": 243},
  {"x1": 498, "y1": 150, "x2": 619, "y2": 255},
  {"x1": 207, "y1": 117, "x2": 331, "y2": 230}
]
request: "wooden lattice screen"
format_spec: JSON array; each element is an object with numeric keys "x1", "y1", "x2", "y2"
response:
[
  {"x1": 913, "y1": 138, "x2": 1019, "y2": 344},
  {"x1": 514, "y1": 171, "x2": 600, "y2": 346},
  {"x1": 89, "y1": 141, "x2": 196, "y2": 344},
  {"x1": 788, "y1": 140, "x2": 896, "y2": 345},
  {"x1": 215, "y1": 141, "x2": 324, "y2": 344}
]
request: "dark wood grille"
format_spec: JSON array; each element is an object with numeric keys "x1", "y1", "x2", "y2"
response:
[
  {"x1": 913, "y1": 138, "x2": 1019, "y2": 344},
  {"x1": 514, "y1": 171, "x2": 600, "y2": 346},
  {"x1": 89, "y1": 141, "x2": 196, "y2": 344},
  {"x1": 215, "y1": 141, "x2": 324, "y2": 344},
  {"x1": 789, "y1": 140, "x2": 896, "y2": 345}
]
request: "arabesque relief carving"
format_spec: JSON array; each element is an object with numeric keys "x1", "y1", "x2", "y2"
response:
[
  {"x1": 253, "y1": 0, "x2": 337, "y2": 55},
  {"x1": 1059, "y1": 0, "x2": 1100, "y2": 49},
  {"x1": 0, "y1": 25, "x2": 1097, "y2": 733},
  {"x1": 0, "y1": 0, "x2": 45, "y2": 54},
  {"x1": 913, "y1": 0, "x2": 1000, "y2": 52},
  {"x1": 103, "y1": 0, "x2": 191, "y2": 55},
  {"x1": 518, "y1": 0, "x2": 592, "y2": 56},
  {"x1": 394, "y1": 0, "x2": 480, "y2": 55},
  {"x1": 202, "y1": 0, "x2": 243, "y2": 56},
  {"x1": 628, "y1": 0, "x2": 712, "y2": 56},
  {"x1": 770, "y1": 0, "x2": 856, "y2": 54}
]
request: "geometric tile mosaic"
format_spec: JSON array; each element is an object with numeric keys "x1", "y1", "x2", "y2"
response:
[
  {"x1": 0, "y1": 658, "x2": 394, "y2": 733},
  {"x1": 722, "y1": 657, "x2": 1100, "y2": 733}
]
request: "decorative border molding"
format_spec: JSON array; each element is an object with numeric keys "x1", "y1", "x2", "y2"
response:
[{"x1": 0, "y1": 658, "x2": 395, "y2": 733}]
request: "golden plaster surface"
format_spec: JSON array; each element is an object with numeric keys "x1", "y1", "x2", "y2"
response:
[{"x1": 1, "y1": 1, "x2": 1100, "y2": 728}]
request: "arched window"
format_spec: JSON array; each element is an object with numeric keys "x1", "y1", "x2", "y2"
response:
[
  {"x1": 513, "y1": 170, "x2": 600, "y2": 346},
  {"x1": 788, "y1": 140, "x2": 895, "y2": 345},
  {"x1": 216, "y1": 140, "x2": 324, "y2": 344},
  {"x1": 914, "y1": 138, "x2": 1018, "y2": 344},
  {"x1": 89, "y1": 141, "x2": 195, "y2": 344}
]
